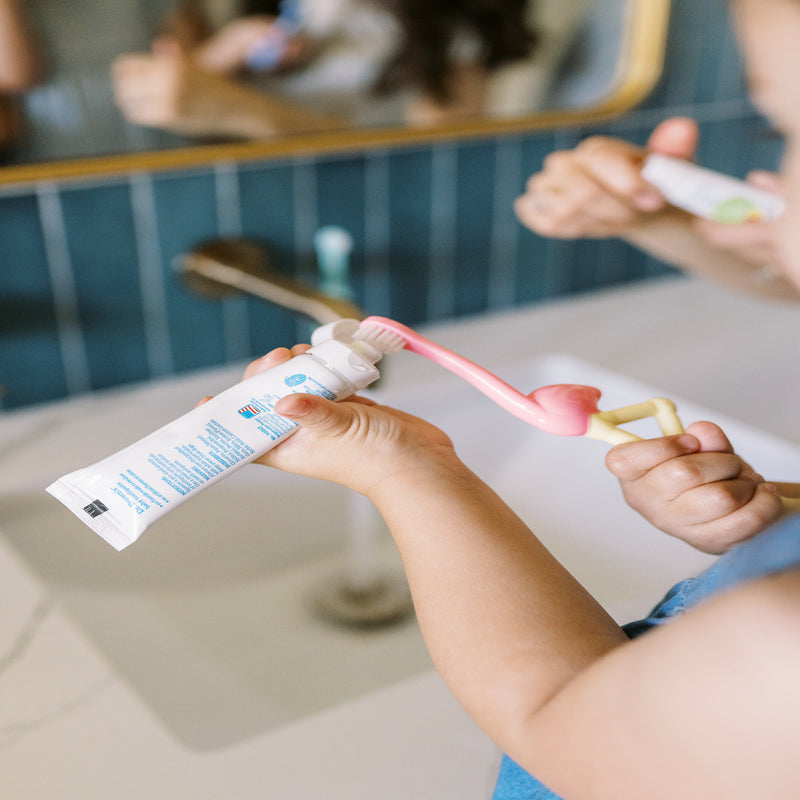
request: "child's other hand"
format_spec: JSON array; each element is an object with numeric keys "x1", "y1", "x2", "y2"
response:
[
  {"x1": 244, "y1": 346, "x2": 458, "y2": 497},
  {"x1": 691, "y1": 170, "x2": 786, "y2": 268},
  {"x1": 514, "y1": 117, "x2": 699, "y2": 240},
  {"x1": 605, "y1": 421, "x2": 784, "y2": 554}
]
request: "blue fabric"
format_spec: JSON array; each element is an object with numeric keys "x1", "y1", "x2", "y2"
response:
[{"x1": 492, "y1": 514, "x2": 800, "y2": 800}]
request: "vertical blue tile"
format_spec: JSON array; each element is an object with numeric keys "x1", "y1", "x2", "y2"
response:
[
  {"x1": 315, "y1": 154, "x2": 367, "y2": 301},
  {"x1": 151, "y1": 170, "x2": 228, "y2": 373},
  {"x1": 0, "y1": 193, "x2": 67, "y2": 408},
  {"x1": 238, "y1": 160, "x2": 304, "y2": 352},
  {"x1": 59, "y1": 182, "x2": 150, "y2": 391},
  {"x1": 453, "y1": 141, "x2": 496, "y2": 317},
  {"x1": 711, "y1": 8, "x2": 747, "y2": 103},
  {"x1": 731, "y1": 114, "x2": 784, "y2": 175},
  {"x1": 514, "y1": 131, "x2": 568, "y2": 304},
  {"x1": 385, "y1": 147, "x2": 434, "y2": 323},
  {"x1": 695, "y1": 114, "x2": 783, "y2": 179},
  {"x1": 643, "y1": 0, "x2": 731, "y2": 109}
]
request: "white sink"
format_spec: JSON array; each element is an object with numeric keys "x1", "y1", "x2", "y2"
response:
[{"x1": 3, "y1": 352, "x2": 799, "y2": 752}]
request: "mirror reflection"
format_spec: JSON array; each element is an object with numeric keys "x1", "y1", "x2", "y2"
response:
[{"x1": 0, "y1": 0, "x2": 633, "y2": 169}]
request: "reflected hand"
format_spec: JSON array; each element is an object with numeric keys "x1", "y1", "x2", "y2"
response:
[
  {"x1": 192, "y1": 16, "x2": 313, "y2": 74},
  {"x1": 692, "y1": 170, "x2": 786, "y2": 271},
  {"x1": 112, "y1": 39, "x2": 263, "y2": 137}
]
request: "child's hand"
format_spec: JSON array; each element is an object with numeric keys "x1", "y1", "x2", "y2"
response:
[
  {"x1": 605, "y1": 421, "x2": 784, "y2": 554},
  {"x1": 514, "y1": 118, "x2": 701, "y2": 240},
  {"x1": 691, "y1": 170, "x2": 786, "y2": 268},
  {"x1": 243, "y1": 346, "x2": 459, "y2": 497}
]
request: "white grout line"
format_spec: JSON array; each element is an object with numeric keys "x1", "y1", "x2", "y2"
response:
[
  {"x1": 214, "y1": 163, "x2": 250, "y2": 361},
  {"x1": 36, "y1": 183, "x2": 91, "y2": 395},
  {"x1": 426, "y1": 144, "x2": 458, "y2": 320},
  {"x1": 214, "y1": 162, "x2": 243, "y2": 236},
  {"x1": 362, "y1": 149, "x2": 391, "y2": 315},
  {"x1": 129, "y1": 173, "x2": 174, "y2": 377},
  {"x1": 487, "y1": 136, "x2": 523, "y2": 310}
]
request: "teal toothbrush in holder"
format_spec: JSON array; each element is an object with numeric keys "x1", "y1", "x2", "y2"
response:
[{"x1": 314, "y1": 226, "x2": 355, "y2": 301}]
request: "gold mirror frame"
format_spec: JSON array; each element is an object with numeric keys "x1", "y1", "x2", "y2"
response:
[{"x1": 0, "y1": 0, "x2": 670, "y2": 188}]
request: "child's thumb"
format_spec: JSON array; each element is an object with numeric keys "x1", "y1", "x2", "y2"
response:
[
  {"x1": 274, "y1": 393, "x2": 352, "y2": 437},
  {"x1": 685, "y1": 420, "x2": 734, "y2": 454},
  {"x1": 647, "y1": 116, "x2": 699, "y2": 160}
]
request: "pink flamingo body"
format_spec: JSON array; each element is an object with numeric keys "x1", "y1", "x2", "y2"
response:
[{"x1": 363, "y1": 317, "x2": 602, "y2": 437}]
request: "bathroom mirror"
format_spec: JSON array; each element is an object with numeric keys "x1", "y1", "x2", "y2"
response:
[{"x1": 0, "y1": 0, "x2": 671, "y2": 186}]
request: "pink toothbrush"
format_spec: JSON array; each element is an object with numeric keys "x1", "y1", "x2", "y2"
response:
[
  {"x1": 356, "y1": 317, "x2": 800, "y2": 512},
  {"x1": 357, "y1": 316, "x2": 685, "y2": 445}
]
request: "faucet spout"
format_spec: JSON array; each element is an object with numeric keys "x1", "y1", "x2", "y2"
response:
[{"x1": 176, "y1": 238, "x2": 365, "y2": 325}]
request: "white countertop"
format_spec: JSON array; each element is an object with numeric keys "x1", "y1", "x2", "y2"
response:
[{"x1": 1, "y1": 274, "x2": 799, "y2": 798}]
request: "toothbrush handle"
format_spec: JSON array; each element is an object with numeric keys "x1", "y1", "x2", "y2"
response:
[{"x1": 364, "y1": 316, "x2": 550, "y2": 426}]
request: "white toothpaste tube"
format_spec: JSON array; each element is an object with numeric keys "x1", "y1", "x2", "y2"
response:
[
  {"x1": 46, "y1": 320, "x2": 395, "y2": 551},
  {"x1": 642, "y1": 153, "x2": 786, "y2": 224}
]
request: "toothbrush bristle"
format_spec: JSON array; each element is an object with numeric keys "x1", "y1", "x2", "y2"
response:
[{"x1": 355, "y1": 322, "x2": 407, "y2": 353}]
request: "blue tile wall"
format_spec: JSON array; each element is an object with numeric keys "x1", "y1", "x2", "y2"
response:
[{"x1": 0, "y1": 0, "x2": 785, "y2": 410}]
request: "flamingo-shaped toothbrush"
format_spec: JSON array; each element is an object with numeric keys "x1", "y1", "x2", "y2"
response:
[
  {"x1": 357, "y1": 316, "x2": 686, "y2": 445},
  {"x1": 352, "y1": 317, "x2": 799, "y2": 513}
]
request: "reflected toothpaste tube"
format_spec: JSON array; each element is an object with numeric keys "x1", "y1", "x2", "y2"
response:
[{"x1": 642, "y1": 154, "x2": 786, "y2": 224}]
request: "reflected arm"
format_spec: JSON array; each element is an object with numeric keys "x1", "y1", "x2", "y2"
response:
[{"x1": 0, "y1": 0, "x2": 42, "y2": 91}]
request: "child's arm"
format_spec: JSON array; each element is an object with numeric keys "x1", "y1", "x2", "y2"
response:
[
  {"x1": 111, "y1": 42, "x2": 340, "y2": 140},
  {"x1": 243, "y1": 347, "x2": 628, "y2": 749},
  {"x1": 238, "y1": 349, "x2": 800, "y2": 798},
  {"x1": 514, "y1": 117, "x2": 800, "y2": 301},
  {"x1": 606, "y1": 420, "x2": 788, "y2": 554}
]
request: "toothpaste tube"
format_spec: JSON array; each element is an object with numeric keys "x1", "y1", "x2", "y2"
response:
[
  {"x1": 642, "y1": 153, "x2": 786, "y2": 224},
  {"x1": 46, "y1": 320, "x2": 385, "y2": 551}
]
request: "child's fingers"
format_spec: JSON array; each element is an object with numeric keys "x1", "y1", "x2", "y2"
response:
[
  {"x1": 681, "y1": 481, "x2": 784, "y2": 554},
  {"x1": 241, "y1": 343, "x2": 311, "y2": 380},
  {"x1": 572, "y1": 136, "x2": 663, "y2": 210},
  {"x1": 672, "y1": 475, "x2": 765, "y2": 525},
  {"x1": 242, "y1": 347, "x2": 292, "y2": 379},
  {"x1": 745, "y1": 169, "x2": 784, "y2": 195},
  {"x1": 684, "y1": 420, "x2": 734, "y2": 454},
  {"x1": 605, "y1": 433, "x2": 700, "y2": 481},
  {"x1": 646, "y1": 116, "x2": 700, "y2": 160}
]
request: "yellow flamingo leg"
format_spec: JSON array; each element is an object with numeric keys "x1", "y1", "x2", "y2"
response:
[
  {"x1": 584, "y1": 397, "x2": 684, "y2": 445},
  {"x1": 782, "y1": 497, "x2": 800, "y2": 514},
  {"x1": 585, "y1": 398, "x2": 800, "y2": 515}
]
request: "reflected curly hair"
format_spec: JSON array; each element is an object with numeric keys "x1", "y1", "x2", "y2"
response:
[
  {"x1": 374, "y1": 0, "x2": 538, "y2": 101},
  {"x1": 187, "y1": 0, "x2": 538, "y2": 101}
]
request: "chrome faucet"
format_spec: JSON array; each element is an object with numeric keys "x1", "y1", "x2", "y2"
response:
[{"x1": 175, "y1": 238, "x2": 365, "y2": 325}]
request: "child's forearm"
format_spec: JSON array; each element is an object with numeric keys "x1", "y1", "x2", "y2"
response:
[
  {"x1": 0, "y1": 0, "x2": 41, "y2": 90},
  {"x1": 623, "y1": 209, "x2": 800, "y2": 300},
  {"x1": 369, "y1": 459, "x2": 627, "y2": 750}
]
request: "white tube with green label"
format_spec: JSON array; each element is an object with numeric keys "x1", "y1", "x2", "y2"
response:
[{"x1": 642, "y1": 154, "x2": 786, "y2": 224}]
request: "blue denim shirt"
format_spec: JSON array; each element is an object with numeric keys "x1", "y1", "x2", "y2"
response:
[{"x1": 493, "y1": 514, "x2": 800, "y2": 800}]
